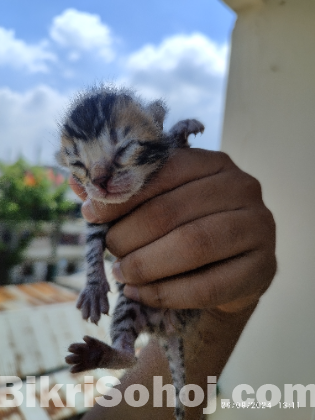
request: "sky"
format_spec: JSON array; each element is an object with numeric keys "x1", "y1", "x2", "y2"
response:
[{"x1": 0, "y1": 0, "x2": 236, "y2": 164}]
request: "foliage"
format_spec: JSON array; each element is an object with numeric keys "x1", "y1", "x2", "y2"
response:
[
  {"x1": 0, "y1": 158, "x2": 75, "y2": 284},
  {"x1": 0, "y1": 159, "x2": 73, "y2": 222}
]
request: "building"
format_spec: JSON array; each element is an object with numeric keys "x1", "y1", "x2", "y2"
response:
[
  {"x1": 212, "y1": 1, "x2": 315, "y2": 419},
  {"x1": 0, "y1": 268, "x2": 136, "y2": 420}
]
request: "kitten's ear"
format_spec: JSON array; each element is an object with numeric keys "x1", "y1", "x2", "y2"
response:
[{"x1": 147, "y1": 100, "x2": 167, "y2": 129}]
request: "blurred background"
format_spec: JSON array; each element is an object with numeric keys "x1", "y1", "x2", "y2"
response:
[{"x1": 0, "y1": 0, "x2": 235, "y2": 165}]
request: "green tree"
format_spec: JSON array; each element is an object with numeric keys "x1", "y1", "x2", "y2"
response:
[{"x1": 0, "y1": 159, "x2": 75, "y2": 285}]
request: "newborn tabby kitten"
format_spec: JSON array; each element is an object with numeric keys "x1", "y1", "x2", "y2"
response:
[{"x1": 57, "y1": 86, "x2": 204, "y2": 420}]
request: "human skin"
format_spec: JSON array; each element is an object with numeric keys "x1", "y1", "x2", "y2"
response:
[{"x1": 70, "y1": 148, "x2": 276, "y2": 419}]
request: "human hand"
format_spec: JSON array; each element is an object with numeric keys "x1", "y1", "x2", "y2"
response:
[{"x1": 70, "y1": 148, "x2": 276, "y2": 313}]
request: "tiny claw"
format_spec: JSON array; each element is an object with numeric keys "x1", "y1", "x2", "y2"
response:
[
  {"x1": 81, "y1": 303, "x2": 91, "y2": 321},
  {"x1": 91, "y1": 317, "x2": 99, "y2": 326},
  {"x1": 100, "y1": 296, "x2": 110, "y2": 315},
  {"x1": 76, "y1": 294, "x2": 84, "y2": 309}
]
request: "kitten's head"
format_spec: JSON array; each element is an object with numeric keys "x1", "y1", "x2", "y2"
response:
[{"x1": 57, "y1": 86, "x2": 168, "y2": 203}]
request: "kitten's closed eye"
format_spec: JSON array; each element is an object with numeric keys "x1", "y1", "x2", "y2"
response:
[
  {"x1": 70, "y1": 160, "x2": 86, "y2": 169},
  {"x1": 115, "y1": 141, "x2": 137, "y2": 158},
  {"x1": 70, "y1": 161, "x2": 87, "y2": 185}
]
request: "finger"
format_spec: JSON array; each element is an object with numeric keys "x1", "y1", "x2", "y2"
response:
[
  {"x1": 114, "y1": 206, "x2": 271, "y2": 285},
  {"x1": 81, "y1": 148, "x2": 234, "y2": 223},
  {"x1": 123, "y1": 248, "x2": 276, "y2": 309},
  {"x1": 69, "y1": 175, "x2": 88, "y2": 201},
  {"x1": 107, "y1": 169, "x2": 261, "y2": 257}
]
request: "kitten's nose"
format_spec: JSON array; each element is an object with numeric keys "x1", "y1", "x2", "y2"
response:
[{"x1": 92, "y1": 175, "x2": 110, "y2": 191}]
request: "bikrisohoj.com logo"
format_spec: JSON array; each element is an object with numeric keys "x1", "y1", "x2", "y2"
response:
[
  {"x1": 0, "y1": 375, "x2": 314, "y2": 412},
  {"x1": 0, "y1": 375, "x2": 217, "y2": 414}
]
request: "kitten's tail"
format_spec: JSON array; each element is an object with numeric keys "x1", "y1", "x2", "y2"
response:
[{"x1": 162, "y1": 335, "x2": 186, "y2": 420}]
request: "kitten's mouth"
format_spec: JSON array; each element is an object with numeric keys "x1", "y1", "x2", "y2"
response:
[{"x1": 88, "y1": 185, "x2": 134, "y2": 203}]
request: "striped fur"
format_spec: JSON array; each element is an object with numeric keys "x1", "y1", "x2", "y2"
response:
[{"x1": 59, "y1": 86, "x2": 204, "y2": 420}]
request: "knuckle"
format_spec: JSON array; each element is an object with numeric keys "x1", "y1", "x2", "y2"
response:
[
  {"x1": 205, "y1": 276, "x2": 221, "y2": 308},
  {"x1": 269, "y1": 254, "x2": 277, "y2": 283},
  {"x1": 263, "y1": 208, "x2": 276, "y2": 241},
  {"x1": 234, "y1": 171, "x2": 263, "y2": 203},
  {"x1": 144, "y1": 198, "x2": 177, "y2": 238},
  {"x1": 193, "y1": 281, "x2": 211, "y2": 308},
  {"x1": 216, "y1": 151, "x2": 234, "y2": 168},
  {"x1": 245, "y1": 174, "x2": 262, "y2": 199},
  {"x1": 152, "y1": 282, "x2": 165, "y2": 307},
  {"x1": 219, "y1": 151, "x2": 231, "y2": 162},
  {"x1": 106, "y1": 226, "x2": 124, "y2": 258},
  {"x1": 126, "y1": 254, "x2": 147, "y2": 284},
  {"x1": 252, "y1": 206, "x2": 276, "y2": 249},
  {"x1": 265, "y1": 254, "x2": 277, "y2": 286},
  {"x1": 227, "y1": 217, "x2": 241, "y2": 246},
  {"x1": 256, "y1": 249, "x2": 277, "y2": 294},
  {"x1": 184, "y1": 222, "x2": 215, "y2": 261},
  {"x1": 264, "y1": 207, "x2": 276, "y2": 233},
  {"x1": 139, "y1": 282, "x2": 165, "y2": 308}
]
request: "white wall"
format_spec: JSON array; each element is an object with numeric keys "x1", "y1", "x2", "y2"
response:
[{"x1": 213, "y1": 0, "x2": 315, "y2": 419}]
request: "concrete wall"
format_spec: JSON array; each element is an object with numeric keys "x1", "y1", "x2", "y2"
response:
[{"x1": 213, "y1": 0, "x2": 315, "y2": 419}]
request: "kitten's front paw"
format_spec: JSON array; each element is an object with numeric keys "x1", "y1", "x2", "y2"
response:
[
  {"x1": 182, "y1": 119, "x2": 205, "y2": 136},
  {"x1": 169, "y1": 119, "x2": 204, "y2": 147},
  {"x1": 171, "y1": 119, "x2": 204, "y2": 137},
  {"x1": 66, "y1": 335, "x2": 108, "y2": 373},
  {"x1": 77, "y1": 282, "x2": 109, "y2": 324}
]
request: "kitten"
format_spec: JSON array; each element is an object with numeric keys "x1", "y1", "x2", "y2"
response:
[{"x1": 57, "y1": 86, "x2": 204, "y2": 420}]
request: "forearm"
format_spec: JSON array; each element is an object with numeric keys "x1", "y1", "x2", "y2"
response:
[
  {"x1": 82, "y1": 338, "x2": 174, "y2": 420},
  {"x1": 82, "y1": 302, "x2": 258, "y2": 420}
]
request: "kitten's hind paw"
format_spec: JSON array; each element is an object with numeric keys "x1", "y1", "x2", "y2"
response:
[
  {"x1": 66, "y1": 336, "x2": 105, "y2": 373},
  {"x1": 77, "y1": 282, "x2": 110, "y2": 324},
  {"x1": 66, "y1": 335, "x2": 136, "y2": 373}
]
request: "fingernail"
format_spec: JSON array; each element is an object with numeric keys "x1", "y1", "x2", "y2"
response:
[
  {"x1": 112, "y1": 261, "x2": 126, "y2": 283},
  {"x1": 82, "y1": 199, "x2": 100, "y2": 223},
  {"x1": 124, "y1": 285, "x2": 140, "y2": 302}
]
